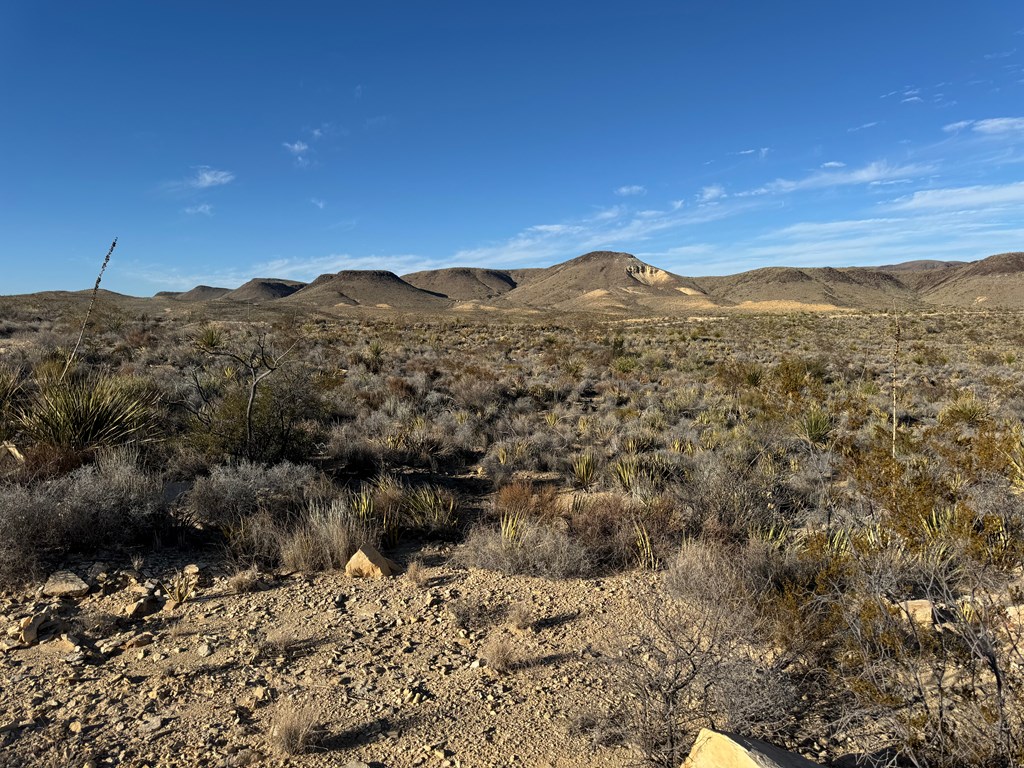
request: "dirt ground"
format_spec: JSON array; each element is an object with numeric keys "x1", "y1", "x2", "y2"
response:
[{"x1": 1, "y1": 546, "x2": 662, "y2": 768}]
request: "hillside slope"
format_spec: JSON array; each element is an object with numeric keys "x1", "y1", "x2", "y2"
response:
[
  {"x1": 222, "y1": 278, "x2": 306, "y2": 302},
  {"x1": 285, "y1": 270, "x2": 451, "y2": 310},
  {"x1": 402, "y1": 268, "x2": 517, "y2": 300},
  {"x1": 918, "y1": 252, "x2": 1024, "y2": 308},
  {"x1": 501, "y1": 251, "x2": 710, "y2": 313},
  {"x1": 695, "y1": 266, "x2": 917, "y2": 309}
]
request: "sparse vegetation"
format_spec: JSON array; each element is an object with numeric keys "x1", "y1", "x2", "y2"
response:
[{"x1": 4, "y1": 287, "x2": 1024, "y2": 767}]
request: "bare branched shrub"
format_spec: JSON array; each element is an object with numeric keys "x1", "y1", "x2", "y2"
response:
[{"x1": 615, "y1": 540, "x2": 799, "y2": 767}]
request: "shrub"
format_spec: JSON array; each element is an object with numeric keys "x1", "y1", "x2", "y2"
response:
[
  {"x1": 182, "y1": 461, "x2": 324, "y2": 531},
  {"x1": 0, "y1": 451, "x2": 168, "y2": 586},
  {"x1": 458, "y1": 519, "x2": 592, "y2": 578},
  {"x1": 615, "y1": 540, "x2": 799, "y2": 767}
]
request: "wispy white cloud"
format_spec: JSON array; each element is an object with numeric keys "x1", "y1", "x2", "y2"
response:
[
  {"x1": 311, "y1": 198, "x2": 325, "y2": 209},
  {"x1": 163, "y1": 167, "x2": 235, "y2": 193},
  {"x1": 972, "y1": 117, "x2": 1024, "y2": 134},
  {"x1": 283, "y1": 140, "x2": 309, "y2": 155},
  {"x1": 821, "y1": 161, "x2": 846, "y2": 169},
  {"x1": 448, "y1": 195, "x2": 749, "y2": 268},
  {"x1": 615, "y1": 185, "x2": 647, "y2": 196},
  {"x1": 737, "y1": 161, "x2": 929, "y2": 197},
  {"x1": 943, "y1": 120, "x2": 974, "y2": 133},
  {"x1": 184, "y1": 203, "x2": 213, "y2": 216},
  {"x1": 699, "y1": 184, "x2": 726, "y2": 202},
  {"x1": 944, "y1": 117, "x2": 1024, "y2": 135},
  {"x1": 985, "y1": 49, "x2": 1017, "y2": 60},
  {"x1": 888, "y1": 181, "x2": 1024, "y2": 210},
  {"x1": 353, "y1": 84, "x2": 363, "y2": 99},
  {"x1": 187, "y1": 167, "x2": 234, "y2": 189},
  {"x1": 848, "y1": 121, "x2": 880, "y2": 132}
]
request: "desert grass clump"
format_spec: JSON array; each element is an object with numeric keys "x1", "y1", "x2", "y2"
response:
[
  {"x1": 270, "y1": 702, "x2": 319, "y2": 756},
  {"x1": 227, "y1": 566, "x2": 261, "y2": 594},
  {"x1": 278, "y1": 498, "x2": 377, "y2": 572},
  {"x1": 458, "y1": 519, "x2": 592, "y2": 578},
  {"x1": 406, "y1": 558, "x2": 427, "y2": 587},
  {"x1": 482, "y1": 632, "x2": 516, "y2": 673},
  {"x1": 507, "y1": 603, "x2": 533, "y2": 633}
]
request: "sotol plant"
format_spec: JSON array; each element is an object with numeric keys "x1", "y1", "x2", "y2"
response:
[{"x1": 20, "y1": 376, "x2": 159, "y2": 461}]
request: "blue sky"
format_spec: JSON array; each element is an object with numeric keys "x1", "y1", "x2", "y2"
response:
[{"x1": 3, "y1": 2, "x2": 1024, "y2": 295}]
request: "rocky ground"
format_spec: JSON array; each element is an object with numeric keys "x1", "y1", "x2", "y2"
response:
[{"x1": 0, "y1": 545, "x2": 660, "y2": 768}]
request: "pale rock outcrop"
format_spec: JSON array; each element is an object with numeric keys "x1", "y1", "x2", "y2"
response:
[{"x1": 683, "y1": 728, "x2": 822, "y2": 768}]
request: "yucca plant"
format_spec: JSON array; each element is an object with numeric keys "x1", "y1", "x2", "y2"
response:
[
  {"x1": 633, "y1": 519, "x2": 658, "y2": 570},
  {"x1": 404, "y1": 485, "x2": 458, "y2": 533},
  {"x1": 1008, "y1": 432, "x2": 1024, "y2": 496},
  {"x1": 613, "y1": 456, "x2": 642, "y2": 492},
  {"x1": 570, "y1": 452, "x2": 598, "y2": 490},
  {"x1": 499, "y1": 508, "x2": 525, "y2": 547},
  {"x1": 797, "y1": 406, "x2": 834, "y2": 449},
  {"x1": 939, "y1": 389, "x2": 990, "y2": 428},
  {"x1": 0, "y1": 367, "x2": 22, "y2": 443},
  {"x1": 20, "y1": 375, "x2": 159, "y2": 462}
]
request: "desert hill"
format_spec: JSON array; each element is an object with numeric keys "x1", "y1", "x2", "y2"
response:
[
  {"x1": 499, "y1": 251, "x2": 710, "y2": 312},
  {"x1": 284, "y1": 270, "x2": 451, "y2": 310},
  {"x1": 877, "y1": 259, "x2": 966, "y2": 273},
  {"x1": 222, "y1": 278, "x2": 306, "y2": 303},
  {"x1": 174, "y1": 285, "x2": 231, "y2": 301},
  {"x1": 11, "y1": 249, "x2": 1024, "y2": 314},
  {"x1": 694, "y1": 266, "x2": 917, "y2": 310},
  {"x1": 915, "y1": 252, "x2": 1024, "y2": 308},
  {"x1": 402, "y1": 267, "x2": 517, "y2": 300}
]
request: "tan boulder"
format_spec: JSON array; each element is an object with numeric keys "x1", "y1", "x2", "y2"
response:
[
  {"x1": 345, "y1": 545, "x2": 395, "y2": 578},
  {"x1": 43, "y1": 570, "x2": 90, "y2": 598},
  {"x1": 18, "y1": 613, "x2": 49, "y2": 645},
  {"x1": 898, "y1": 599, "x2": 935, "y2": 627},
  {"x1": 683, "y1": 729, "x2": 822, "y2": 768}
]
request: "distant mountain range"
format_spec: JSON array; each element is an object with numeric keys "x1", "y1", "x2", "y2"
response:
[{"x1": 33, "y1": 250, "x2": 1024, "y2": 314}]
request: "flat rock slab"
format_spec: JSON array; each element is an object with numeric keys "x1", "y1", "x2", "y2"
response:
[{"x1": 43, "y1": 571, "x2": 89, "y2": 598}]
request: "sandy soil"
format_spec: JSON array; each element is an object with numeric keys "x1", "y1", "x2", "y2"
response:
[{"x1": 1, "y1": 546, "x2": 660, "y2": 768}]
